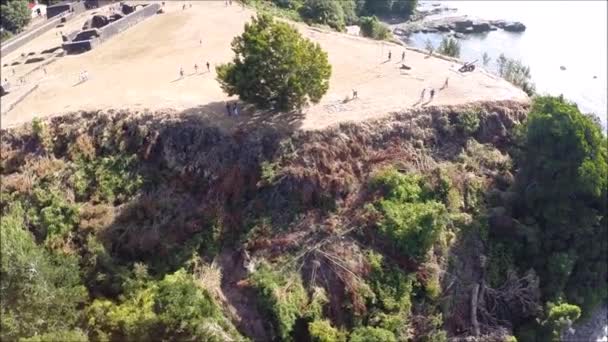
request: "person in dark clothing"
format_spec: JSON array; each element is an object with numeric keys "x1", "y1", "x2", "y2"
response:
[
  {"x1": 402, "y1": 51, "x2": 405, "y2": 61},
  {"x1": 226, "y1": 102, "x2": 231, "y2": 116},
  {"x1": 206, "y1": 62, "x2": 210, "y2": 72},
  {"x1": 388, "y1": 51, "x2": 392, "y2": 60},
  {"x1": 430, "y1": 89, "x2": 435, "y2": 99}
]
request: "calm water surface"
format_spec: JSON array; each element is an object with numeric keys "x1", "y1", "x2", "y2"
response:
[{"x1": 406, "y1": 1, "x2": 607, "y2": 128}]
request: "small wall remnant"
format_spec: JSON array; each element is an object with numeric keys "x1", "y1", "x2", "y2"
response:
[
  {"x1": 47, "y1": 1, "x2": 86, "y2": 19},
  {"x1": 62, "y1": 2, "x2": 160, "y2": 54}
]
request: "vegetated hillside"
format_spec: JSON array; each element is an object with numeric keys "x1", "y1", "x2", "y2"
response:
[{"x1": 1, "y1": 97, "x2": 606, "y2": 341}]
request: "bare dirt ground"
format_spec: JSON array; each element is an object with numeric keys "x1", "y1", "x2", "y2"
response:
[{"x1": 0, "y1": 1, "x2": 528, "y2": 131}]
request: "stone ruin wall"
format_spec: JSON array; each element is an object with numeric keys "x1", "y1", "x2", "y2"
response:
[{"x1": 62, "y1": 3, "x2": 160, "y2": 54}]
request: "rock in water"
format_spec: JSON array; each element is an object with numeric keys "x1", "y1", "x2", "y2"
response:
[
  {"x1": 503, "y1": 22, "x2": 526, "y2": 32},
  {"x1": 560, "y1": 66, "x2": 566, "y2": 71}
]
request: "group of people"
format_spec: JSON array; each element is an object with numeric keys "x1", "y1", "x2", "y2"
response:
[
  {"x1": 224, "y1": 0, "x2": 233, "y2": 6},
  {"x1": 387, "y1": 50, "x2": 406, "y2": 62},
  {"x1": 419, "y1": 78, "x2": 449, "y2": 103},
  {"x1": 225, "y1": 102, "x2": 239, "y2": 116},
  {"x1": 180, "y1": 61, "x2": 211, "y2": 78}
]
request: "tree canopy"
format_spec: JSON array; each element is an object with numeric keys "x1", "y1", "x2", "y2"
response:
[
  {"x1": 216, "y1": 14, "x2": 332, "y2": 111},
  {"x1": 1, "y1": 0, "x2": 31, "y2": 33},
  {"x1": 513, "y1": 96, "x2": 607, "y2": 312}
]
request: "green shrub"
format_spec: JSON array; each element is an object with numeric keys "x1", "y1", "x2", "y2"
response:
[
  {"x1": 1, "y1": 29, "x2": 13, "y2": 42},
  {"x1": 309, "y1": 320, "x2": 346, "y2": 342},
  {"x1": 19, "y1": 329, "x2": 88, "y2": 342},
  {"x1": 349, "y1": 326, "x2": 396, "y2": 342},
  {"x1": 513, "y1": 96, "x2": 607, "y2": 310},
  {"x1": 70, "y1": 154, "x2": 142, "y2": 204},
  {"x1": 25, "y1": 186, "x2": 79, "y2": 244},
  {"x1": 250, "y1": 263, "x2": 308, "y2": 340},
  {"x1": 496, "y1": 54, "x2": 535, "y2": 96},
  {"x1": 1, "y1": 0, "x2": 31, "y2": 33},
  {"x1": 359, "y1": 16, "x2": 391, "y2": 40},
  {"x1": 300, "y1": 0, "x2": 346, "y2": 31},
  {"x1": 85, "y1": 269, "x2": 241, "y2": 341},
  {"x1": 217, "y1": 14, "x2": 332, "y2": 111},
  {"x1": 543, "y1": 302, "x2": 581, "y2": 340},
  {"x1": 272, "y1": 0, "x2": 303, "y2": 9},
  {"x1": 454, "y1": 111, "x2": 480, "y2": 135},
  {"x1": 31, "y1": 118, "x2": 53, "y2": 152},
  {"x1": 437, "y1": 37, "x2": 460, "y2": 58},
  {"x1": 366, "y1": 251, "x2": 413, "y2": 314},
  {"x1": 370, "y1": 168, "x2": 448, "y2": 261},
  {"x1": 1, "y1": 202, "x2": 86, "y2": 341}
]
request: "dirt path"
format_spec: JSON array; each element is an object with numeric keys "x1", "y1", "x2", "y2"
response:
[
  {"x1": 0, "y1": 1, "x2": 528, "y2": 131},
  {"x1": 216, "y1": 248, "x2": 269, "y2": 342}
]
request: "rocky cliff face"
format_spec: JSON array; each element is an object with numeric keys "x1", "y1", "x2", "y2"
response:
[{"x1": 0, "y1": 100, "x2": 530, "y2": 340}]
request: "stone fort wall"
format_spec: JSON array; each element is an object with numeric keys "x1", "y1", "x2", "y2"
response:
[{"x1": 62, "y1": 3, "x2": 160, "y2": 54}]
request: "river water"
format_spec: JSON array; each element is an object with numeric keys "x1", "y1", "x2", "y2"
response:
[{"x1": 404, "y1": 1, "x2": 607, "y2": 129}]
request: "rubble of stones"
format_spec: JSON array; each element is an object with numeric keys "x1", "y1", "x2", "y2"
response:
[{"x1": 394, "y1": 16, "x2": 526, "y2": 37}]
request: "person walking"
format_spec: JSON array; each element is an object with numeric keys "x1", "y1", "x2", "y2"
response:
[
  {"x1": 442, "y1": 77, "x2": 449, "y2": 89},
  {"x1": 352, "y1": 89, "x2": 358, "y2": 99},
  {"x1": 430, "y1": 88, "x2": 435, "y2": 100},
  {"x1": 226, "y1": 102, "x2": 232, "y2": 116},
  {"x1": 420, "y1": 88, "x2": 426, "y2": 101},
  {"x1": 232, "y1": 103, "x2": 239, "y2": 116},
  {"x1": 43, "y1": 68, "x2": 47, "y2": 75},
  {"x1": 194, "y1": 64, "x2": 199, "y2": 73},
  {"x1": 179, "y1": 67, "x2": 184, "y2": 78},
  {"x1": 388, "y1": 50, "x2": 392, "y2": 61},
  {"x1": 401, "y1": 51, "x2": 405, "y2": 62},
  {"x1": 206, "y1": 61, "x2": 210, "y2": 72}
]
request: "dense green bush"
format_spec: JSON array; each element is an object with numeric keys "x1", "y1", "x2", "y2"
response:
[
  {"x1": 1, "y1": 0, "x2": 31, "y2": 33},
  {"x1": 437, "y1": 37, "x2": 461, "y2": 58},
  {"x1": 19, "y1": 329, "x2": 88, "y2": 342},
  {"x1": 361, "y1": 0, "x2": 417, "y2": 18},
  {"x1": 309, "y1": 319, "x2": 347, "y2": 342},
  {"x1": 25, "y1": 186, "x2": 79, "y2": 245},
  {"x1": 85, "y1": 268, "x2": 240, "y2": 341},
  {"x1": 359, "y1": 16, "x2": 391, "y2": 40},
  {"x1": 369, "y1": 168, "x2": 448, "y2": 261},
  {"x1": 272, "y1": 0, "x2": 303, "y2": 9},
  {"x1": 512, "y1": 96, "x2": 607, "y2": 312},
  {"x1": 542, "y1": 302, "x2": 581, "y2": 340},
  {"x1": 300, "y1": 0, "x2": 346, "y2": 31},
  {"x1": 217, "y1": 14, "x2": 331, "y2": 111},
  {"x1": 454, "y1": 110, "x2": 480, "y2": 135},
  {"x1": 349, "y1": 326, "x2": 397, "y2": 342},
  {"x1": 71, "y1": 154, "x2": 142, "y2": 204},
  {"x1": 250, "y1": 263, "x2": 308, "y2": 340},
  {"x1": 1, "y1": 203, "x2": 87, "y2": 341}
]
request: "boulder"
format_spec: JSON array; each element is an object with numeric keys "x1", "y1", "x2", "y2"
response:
[
  {"x1": 90, "y1": 14, "x2": 109, "y2": 28},
  {"x1": 435, "y1": 24, "x2": 450, "y2": 32},
  {"x1": 471, "y1": 21, "x2": 491, "y2": 33},
  {"x1": 454, "y1": 32, "x2": 465, "y2": 39},
  {"x1": 503, "y1": 22, "x2": 526, "y2": 32},
  {"x1": 453, "y1": 19, "x2": 473, "y2": 32},
  {"x1": 121, "y1": 3, "x2": 135, "y2": 15}
]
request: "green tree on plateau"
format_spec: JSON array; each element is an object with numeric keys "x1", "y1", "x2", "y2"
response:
[
  {"x1": 1, "y1": 0, "x2": 31, "y2": 33},
  {"x1": 216, "y1": 14, "x2": 332, "y2": 111},
  {"x1": 514, "y1": 96, "x2": 607, "y2": 312}
]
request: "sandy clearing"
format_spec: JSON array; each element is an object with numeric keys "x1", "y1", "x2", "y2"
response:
[{"x1": 0, "y1": 1, "x2": 528, "y2": 131}]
